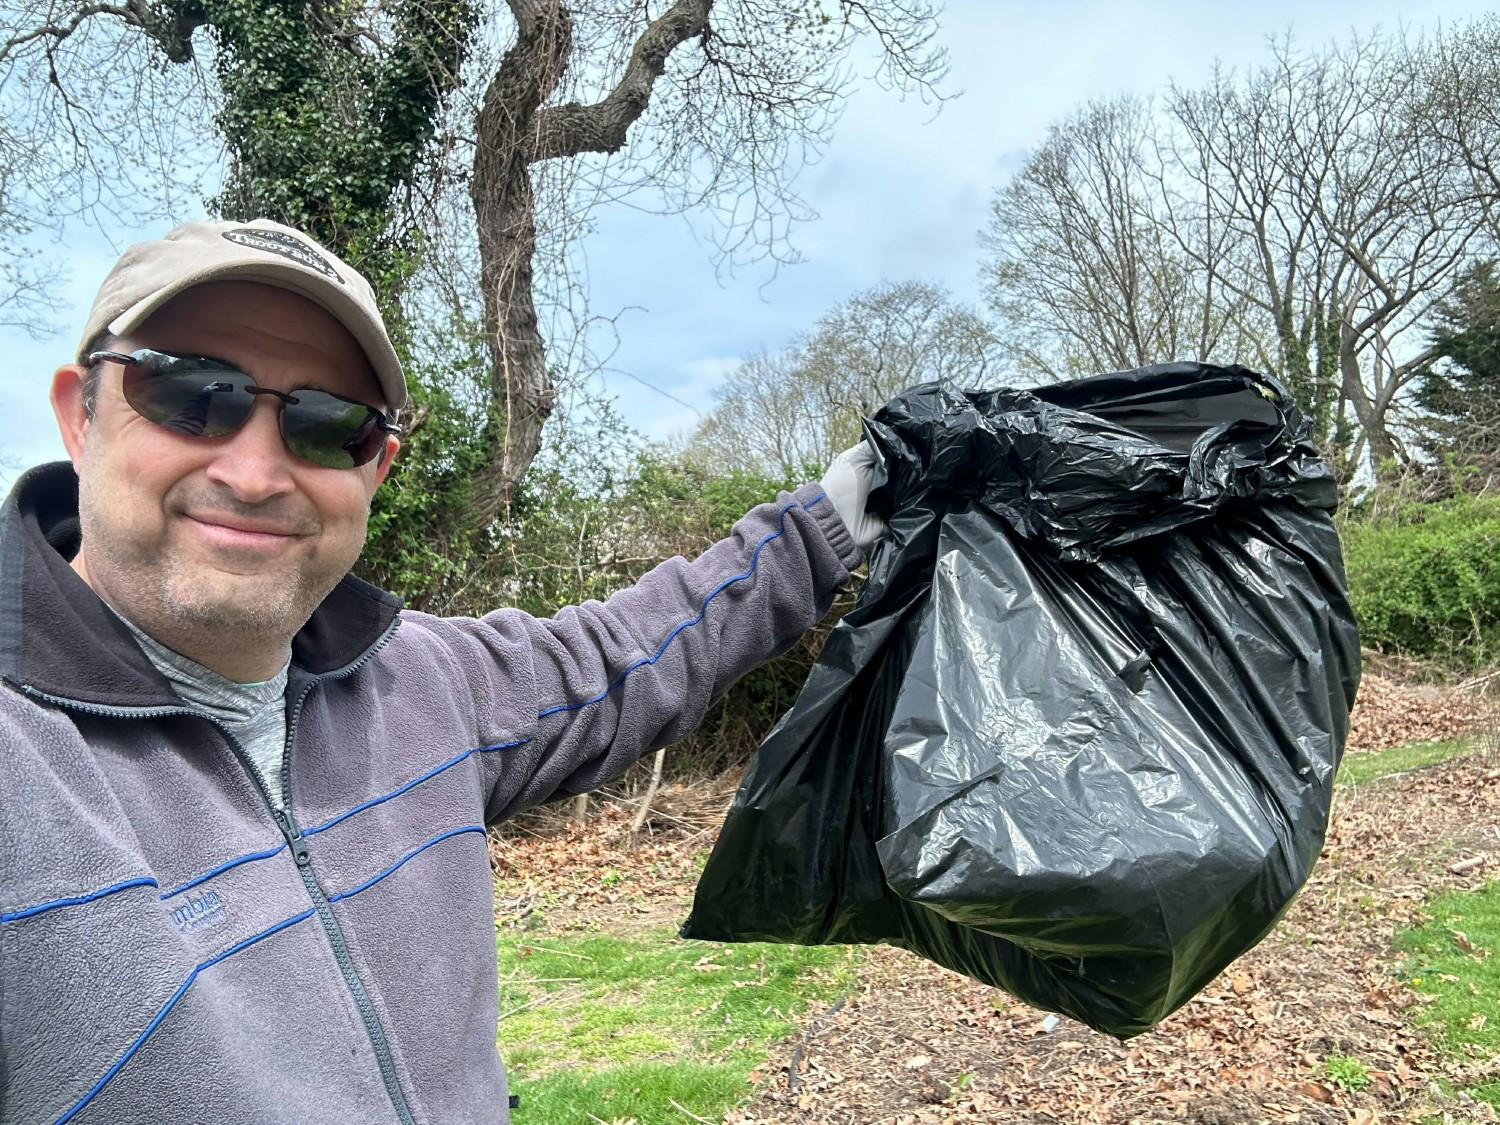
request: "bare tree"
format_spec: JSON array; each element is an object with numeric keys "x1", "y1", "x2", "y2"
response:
[
  {"x1": 686, "y1": 279, "x2": 999, "y2": 477},
  {"x1": 460, "y1": 0, "x2": 947, "y2": 522},
  {"x1": 1166, "y1": 33, "x2": 1487, "y2": 476},
  {"x1": 0, "y1": 0, "x2": 216, "y2": 334},
  {"x1": 687, "y1": 349, "x2": 826, "y2": 478},
  {"x1": 800, "y1": 278, "x2": 1002, "y2": 413},
  {"x1": 1419, "y1": 14, "x2": 1500, "y2": 240},
  {"x1": 0, "y1": 159, "x2": 63, "y2": 337},
  {"x1": 984, "y1": 96, "x2": 1268, "y2": 382},
  {"x1": 983, "y1": 28, "x2": 1493, "y2": 482}
]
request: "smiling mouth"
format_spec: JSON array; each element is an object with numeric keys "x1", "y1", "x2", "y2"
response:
[{"x1": 184, "y1": 514, "x2": 306, "y2": 549}]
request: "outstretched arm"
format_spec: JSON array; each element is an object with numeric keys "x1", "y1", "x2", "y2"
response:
[{"x1": 418, "y1": 477, "x2": 866, "y2": 823}]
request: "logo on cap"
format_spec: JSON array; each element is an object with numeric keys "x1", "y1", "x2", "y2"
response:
[{"x1": 222, "y1": 228, "x2": 344, "y2": 285}]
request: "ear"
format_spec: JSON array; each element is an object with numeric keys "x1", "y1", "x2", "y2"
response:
[
  {"x1": 371, "y1": 435, "x2": 401, "y2": 488},
  {"x1": 50, "y1": 364, "x2": 91, "y2": 469}
]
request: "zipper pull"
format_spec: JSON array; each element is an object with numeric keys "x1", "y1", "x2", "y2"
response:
[{"x1": 274, "y1": 807, "x2": 312, "y2": 867}]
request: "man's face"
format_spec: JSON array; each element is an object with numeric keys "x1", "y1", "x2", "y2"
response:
[{"x1": 53, "y1": 280, "x2": 398, "y2": 662}]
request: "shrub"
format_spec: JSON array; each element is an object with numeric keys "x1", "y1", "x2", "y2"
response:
[
  {"x1": 1341, "y1": 494, "x2": 1500, "y2": 667},
  {"x1": 605, "y1": 454, "x2": 852, "y2": 779}
]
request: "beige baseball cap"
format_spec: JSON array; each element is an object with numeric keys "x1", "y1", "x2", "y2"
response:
[{"x1": 78, "y1": 218, "x2": 407, "y2": 409}]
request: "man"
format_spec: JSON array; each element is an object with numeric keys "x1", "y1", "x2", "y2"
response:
[{"x1": 0, "y1": 219, "x2": 884, "y2": 1125}]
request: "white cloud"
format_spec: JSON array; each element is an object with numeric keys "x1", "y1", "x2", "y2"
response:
[
  {"x1": 638, "y1": 402, "x2": 707, "y2": 447},
  {"x1": 677, "y1": 354, "x2": 742, "y2": 387}
]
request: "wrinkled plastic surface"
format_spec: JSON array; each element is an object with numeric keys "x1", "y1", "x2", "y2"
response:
[{"x1": 681, "y1": 363, "x2": 1361, "y2": 1039}]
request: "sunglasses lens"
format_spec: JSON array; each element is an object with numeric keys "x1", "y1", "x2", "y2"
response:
[
  {"x1": 115, "y1": 350, "x2": 390, "y2": 468},
  {"x1": 121, "y1": 356, "x2": 255, "y2": 438},
  {"x1": 282, "y1": 392, "x2": 387, "y2": 469}
]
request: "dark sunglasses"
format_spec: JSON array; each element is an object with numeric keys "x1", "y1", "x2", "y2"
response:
[{"x1": 87, "y1": 348, "x2": 401, "y2": 469}]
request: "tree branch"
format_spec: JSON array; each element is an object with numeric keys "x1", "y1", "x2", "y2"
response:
[
  {"x1": 531, "y1": 0, "x2": 711, "y2": 163},
  {"x1": 0, "y1": 0, "x2": 150, "y2": 65}
]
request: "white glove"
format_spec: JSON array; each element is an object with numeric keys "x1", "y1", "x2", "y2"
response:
[{"x1": 820, "y1": 441, "x2": 887, "y2": 554}]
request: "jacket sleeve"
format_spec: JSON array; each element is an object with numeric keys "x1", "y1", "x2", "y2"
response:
[{"x1": 419, "y1": 482, "x2": 860, "y2": 823}]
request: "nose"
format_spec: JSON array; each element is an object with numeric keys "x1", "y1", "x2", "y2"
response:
[{"x1": 202, "y1": 394, "x2": 297, "y2": 503}]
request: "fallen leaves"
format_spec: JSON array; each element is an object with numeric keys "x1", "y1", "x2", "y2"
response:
[
  {"x1": 1296, "y1": 1080, "x2": 1338, "y2": 1104},
  {"x1": 1450, "y1": 929, "x2": 1493, "y2": 958},
  {"x1": 1365, "y1": 1070, "x2": 1397, "y2": 1099},
  {"x1": 489, "y1": 788, "x2": 726, "y2": 932},
  {"x1": 720, "y1": 750, "x2": 1500, "y2": 1124},
  {"x1": 489, "y1": 683, "x2": 1500, "y2": 1125},
  {"x1": 1447, "y1": 855, "x2": 1487, "y2": 876},
  {"x1": 1345, "y1": 669, "x2": 1491, "y2": 752}
]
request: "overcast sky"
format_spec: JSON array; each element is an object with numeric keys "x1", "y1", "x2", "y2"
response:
[{"x1": 1, "y1": 0, "x2": 1489, "y2": 480}]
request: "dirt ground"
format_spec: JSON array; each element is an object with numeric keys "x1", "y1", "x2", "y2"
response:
[
  {"x1": 492, "y1": 689, "x2": 1500, "y2": 1125},
  {"x1": 724, "y1": 751, "x2": 1500, "y2": 1125}
]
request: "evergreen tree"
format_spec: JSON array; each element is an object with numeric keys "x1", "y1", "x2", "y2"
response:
[{"x1": 1414, "y1": 261, "x2": 1500, "y2": 491}]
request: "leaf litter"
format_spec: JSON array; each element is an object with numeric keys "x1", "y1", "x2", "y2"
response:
[{"x1": 492, "y1": 689, "x2": 1500, "y2": 1124}]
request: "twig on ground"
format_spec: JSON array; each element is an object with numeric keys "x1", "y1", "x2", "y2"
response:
[
  {"x1": 516, "y1": 944, "x2": 594, "y2": 960},
  {"x1": 497, "y1": 994, "x2": 555, "y2": 1021},
  {"x1": 1457, "y1": 669, "x2": 1500, "y2": 692},
  {"x1": 628, "y1": 748, "x2": 668, "y2": 847},
  {"x1": 610, "y1": 792, "x2": 698, "y2": 834},
  {"x1": 787, "y1": 991, "x2": 851, "y2": 1095},
  {"x1": 668, "y1": 1098, "x2": 716, "y2": 1122}
]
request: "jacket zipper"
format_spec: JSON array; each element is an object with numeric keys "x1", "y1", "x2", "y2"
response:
[
  {"x1": 277, "y1": 621, "x2": 417, "y2": 1125},
  {"x1": 18, "y1": 618, "x2": 418, "y2": 1125}
]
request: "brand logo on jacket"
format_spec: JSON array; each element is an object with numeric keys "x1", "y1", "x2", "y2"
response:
[{"x1": 171, "y1": 889, "x2": 228, "y2": 932}]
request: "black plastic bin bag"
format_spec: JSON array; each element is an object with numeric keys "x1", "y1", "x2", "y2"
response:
[{"x1": 681, "y1": 363, "x2": 1361, "y2": 1039}]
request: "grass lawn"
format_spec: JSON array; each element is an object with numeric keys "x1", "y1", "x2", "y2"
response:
[
  {"x1": 495, "y1": 929, "x2": 860, "y2": 1123},
  {"x1": 1347, "y1": 735, "x2": 1499, "y2": 1109},
  {"x1": 1336, "y1": 737, "x2": 1474, "y2": 787},
  {"x1": 1395, "y1": 880, "x2": 1500, "y2": 1109}
]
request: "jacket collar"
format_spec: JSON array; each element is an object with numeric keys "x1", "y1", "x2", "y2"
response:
[{"x1": 0, "y1": 462, "x2": 402, "y2": 709}]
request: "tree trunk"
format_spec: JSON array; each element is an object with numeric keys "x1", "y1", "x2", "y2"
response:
[
  {"x1": 471, "y1": 157, "x2": 554, "y2": 526},
  {"x1": 467, "y1": 0, "x2": 712, "y2": 520},
  {"x1": 1339, "y1": 324, "x2": 1397, "y2": 476},
  {"x1": 468, "y1": 1, "x2": 573, "y2": 525}
]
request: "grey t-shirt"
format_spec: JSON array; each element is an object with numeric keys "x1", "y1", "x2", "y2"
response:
[{"x1": 113, "y1": 612, "x2": 291, "y2": 808}]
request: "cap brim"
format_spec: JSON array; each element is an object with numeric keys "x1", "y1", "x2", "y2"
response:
[{"x1": 105, "y1": 260, "x2": 408, "y2": 410}]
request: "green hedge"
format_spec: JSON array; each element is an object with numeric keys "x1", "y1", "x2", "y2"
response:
[{"x1": 1341, "y1": 494, "x2": 1500, "y2": 667}]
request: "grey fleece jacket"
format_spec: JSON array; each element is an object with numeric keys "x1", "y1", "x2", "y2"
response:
[{"x1": 0, "y1": 462, "x2": 859, "y2": 1125}]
